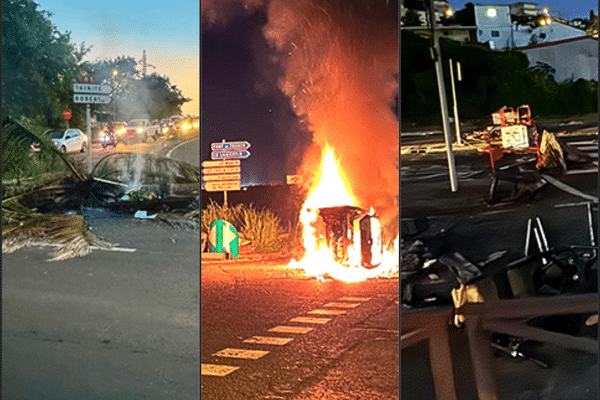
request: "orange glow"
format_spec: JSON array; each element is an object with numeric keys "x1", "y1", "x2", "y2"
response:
[{"x1": 288, "y1": 145, "x2": 398, "y2": 282}]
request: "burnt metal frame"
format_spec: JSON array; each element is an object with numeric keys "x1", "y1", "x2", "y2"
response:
[{"x1": 401, "y1": 246, "x2": 598, "y2": 400}]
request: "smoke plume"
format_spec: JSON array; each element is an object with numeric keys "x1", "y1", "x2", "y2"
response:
[{"x1": 262, "y1": 0, "x2": 399, "y2": 233}]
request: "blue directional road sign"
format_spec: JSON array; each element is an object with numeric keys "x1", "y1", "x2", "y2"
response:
[
  {"x1": 211, "y1": 141, "x2": 251, "y2": 151},
  {"x1": 211, "y1": 150, "x2": 251, "y2": 160}
]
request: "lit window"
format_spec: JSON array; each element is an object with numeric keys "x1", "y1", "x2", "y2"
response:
[{"x1": 487, "y1": 8, "x2": 497, "y2": 17}]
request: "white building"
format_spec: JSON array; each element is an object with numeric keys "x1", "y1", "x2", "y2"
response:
[
  {"x1": 511, "y1": 2, "x2": 539, "y2": 18},
  {"x1": 474, "y1": 4, "x2": 513, "y2": 49},
  {"x1": 513, "y1": 21, "x2": 587, "y2": 47},
  {"x1": 519, "y1": 36, "x2": 598, "y2": 81}
]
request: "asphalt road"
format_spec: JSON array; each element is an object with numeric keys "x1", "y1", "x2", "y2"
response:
[
  {"x1": 201, "y1": 261, "x2": 399, "y2": 399},
  {"x1": 2, "y1": 134, "x2": 201, "y2": 399},
  {"x1": 400, "y1": 140, "x2": 598, "y2": 400}
]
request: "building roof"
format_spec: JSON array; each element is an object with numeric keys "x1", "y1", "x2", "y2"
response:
[{"x1": 516, "y1": 35, "x2": 598, "y2": 50}]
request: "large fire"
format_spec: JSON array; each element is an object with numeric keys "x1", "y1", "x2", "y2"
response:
[{"x1": 288, "y1": 145, "x2": 399, "y2": 282}]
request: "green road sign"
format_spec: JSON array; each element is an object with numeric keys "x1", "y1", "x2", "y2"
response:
[{"x1": 208, "y1": 220, "x2": 239, "y2": 258}]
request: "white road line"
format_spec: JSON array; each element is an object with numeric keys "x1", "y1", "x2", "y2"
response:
[
  {"x1": 565, "y1": 168, "x2": 598, "y2": 175},
  {"x1": 324, "y1": 302, "x2": 361, "y2": 308},
  {"x1": 290, "y1": 317, "x2": 331, "y2": 324},
  {"x1": 308, "y1": 309, "x2": 347, "y2": 315},
  {"x1": 90, "y1": 246, "x2": 137, "y2": 252},
  {"x1": 213, "y1": 348, "x2": 269, "y2": 360},
  {"x1": 554, "y1": 201, "x2": 596, "y2": 208},
  {"x1": 574, "y1": 146, "x2": 598, "y2": 151},
  {"x1": 268, "y1": 326, "x2": 313, "y2": 334},
  {"x1": 242, "y1": 336, "x2": 293, "y2": 345},
  {"x1": 568, "y1": 141, "x2": 597, "y2": 146},
  {"x1": 338, "y1": 297, "x2": 371, "y2": 302},
  {"x1": 201, "y1": 363, "x2": 240, "y2": 377},
  {"x1": 166, "y1": 137, "x2": 198, "y2": 158}
]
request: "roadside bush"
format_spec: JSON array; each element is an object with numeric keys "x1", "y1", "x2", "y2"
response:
[
  {"x1": 2, "y1": 117, "x2": 69, "y2": 182},
  {"x1": 201, "y1": 201, "x2": 285, "y2": 253}
]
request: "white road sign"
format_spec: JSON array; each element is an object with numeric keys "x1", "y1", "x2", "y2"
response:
[
  {"x1": 203, "y1": 181, "x2": 241, "y2": 192},
  {"x1": 202, "y1": 160, "x2": 241, "y2": 168},
  {"x1": 73, "y1": 94, "x2": 111, "y2": 104},
  {"x1": 73, "y1": 83, "x2": 112, "y2": 94},
  {"x1": 202, "y1": 166, "x2": 241, "y2": 175},
  {"x1": 202, "y1": 174, "x2": 241, "y2": 182}
]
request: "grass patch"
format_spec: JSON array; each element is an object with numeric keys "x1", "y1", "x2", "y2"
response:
[{"x1": 201, "y1": 201, "x2": 289, "y2": 253}]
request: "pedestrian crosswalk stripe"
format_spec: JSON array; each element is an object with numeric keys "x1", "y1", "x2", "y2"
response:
[
  {"x1": 202, "y1": 363, "x2": 240, "y2": 376},
  {"x1": 268, "y1": 326, "x2": 313, "y2": 334},
  {"x1": 243, "y1": 336, "x2": 294, "y2": 345},
  {"x1": 308, "y1": 309, "x2": 347, "y2": 315},
  {"x1": 324, "y1": 302, "x2": 360, "y2": 308},
  {"x1": 338, "y1": 296, "x2": 371, "y2": 302},
  {"x1": 213, "y1": 348, "x2": 269, "y2": 359},
  {"x1": 290, "y1": 317, "x2": 331, "y2": 324}
]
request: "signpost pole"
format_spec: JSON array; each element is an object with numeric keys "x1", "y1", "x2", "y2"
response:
[
  {"x1": 224, "y1": 190, "x2": 228, "y2": 208},
  {"x1": 449, "y1": 59, "x2": 463, "y2": 146},
  {"x1": 429, "y1": 0, "x2": 458, "y2": 192},
  {"x1": 86, "y1": 103, "x2": 92, "y2": 174}
]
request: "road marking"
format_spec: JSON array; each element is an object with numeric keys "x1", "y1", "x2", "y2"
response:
[
  {"x1": 243, "y1": 336, "x2": 294, "y2": 345},
  {"x1": 568, "y1": 141, "x2": 597, "y2": 146},
  {"x1": 213, "y1": 348, "x2": 269, "y2": 360},
  {"x1": 90, "y1": 246, "x2": 137, "y2": 252},
  {"x1": 564, "y1": 168, "x2": 598, "y2": 175},
  {"x1": 308, "y1": 309, "x2": 347, "y2": 315},
  {"x1": 555, "y1": 201, "x2": 597, "y2": 208},
  {"x1": 201, "y1": 363, "x2": 240, "y2": 376},
  {"x1": 268, "y1": 326, "x2": 313, "y2": 334},
  {"x1": 290, "y1": 317, "x2": 331, "y2": 324},
  {"x1": 324, "y1": 302, "x2": 361, "y2": 308},
  {"x1": 338, "y1": 296, "x2": 371, "y2": 302},
  {"x1": 166, "y1": 137, "x2": 198, "y2": 158}
]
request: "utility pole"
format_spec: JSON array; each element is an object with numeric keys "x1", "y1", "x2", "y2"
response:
[
  {"x1": 428, "y1": 0, "x2": 459, "y2": 192},
  {"x1": 142, "y1": 50, "x2": 147, "y2": 77}
]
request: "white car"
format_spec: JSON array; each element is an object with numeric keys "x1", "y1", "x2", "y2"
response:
[
  {"x1": 125, "y1": 119, "x2": 160, "y2": 142},
  {"x1": 44, "y1": 128, "x2": 88, "y2": 153}
]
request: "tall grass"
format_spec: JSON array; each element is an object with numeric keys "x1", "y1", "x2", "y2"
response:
[{"x1": 201, "y1": 201, "x2": 286, "y2": 253}]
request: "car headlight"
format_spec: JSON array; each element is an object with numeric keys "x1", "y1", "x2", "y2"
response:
[
  {"x1": 163, "y1": 127, "x2": 168, "y2": 133},
  {"x1": 137, "y1": 127, "x2": 143, "y2": 133},
  {"x1": 181, "y1": 123, "x2": 190, "y2": 131}
]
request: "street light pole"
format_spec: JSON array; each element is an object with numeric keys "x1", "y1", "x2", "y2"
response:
[{"x1": 429, "y1": 0, "x2": 459, "y2": 192}]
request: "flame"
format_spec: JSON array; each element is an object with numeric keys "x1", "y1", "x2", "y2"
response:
[{"x1": 288, "y1": 145, "x2": 398, "y2": 282}]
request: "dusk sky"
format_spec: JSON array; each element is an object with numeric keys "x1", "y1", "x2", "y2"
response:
[
  {"x1": 447, "y1": 0, "x2": 598, "y2": 20},
  {"x1": 37, "y1": 0, "x2": 199, "y2": 116}
]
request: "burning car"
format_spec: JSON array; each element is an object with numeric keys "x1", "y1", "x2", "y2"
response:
[{"x1": 312, "y1": 205, "x2": 382, "y2": 269}]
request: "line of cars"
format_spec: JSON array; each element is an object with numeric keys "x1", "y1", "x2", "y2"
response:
[{"x1": 34, "y1": 115, "x2": 200, "y2": 154}]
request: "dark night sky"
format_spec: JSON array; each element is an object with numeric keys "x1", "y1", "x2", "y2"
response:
[{"x1": 201, "y1": 10, "x2": 312, "y2": 185}]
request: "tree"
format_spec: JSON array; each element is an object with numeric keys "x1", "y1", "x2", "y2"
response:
[
  {"x1": 2, "y1": 0, "x2": 83, "y2": 126},
  {"x1": 450, "y1": 2, "x2": 476, "y2": 26},
  {"x1": 84, "y1": 57, "x2": 190, "y2": 121},
  {"x1": 116, "y1": 73, "x2": 190, "y2": 121},
  {"x1": 402, "y1": 10, "x2": 422, "y2": 27}
]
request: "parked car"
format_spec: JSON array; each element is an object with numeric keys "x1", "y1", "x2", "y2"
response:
[
  {"x1": 43, "y1": 128, "x2": 88, "y2": 153},
  {"x1": 125, "y1": 119, "x2": 160, "y2": 142}
]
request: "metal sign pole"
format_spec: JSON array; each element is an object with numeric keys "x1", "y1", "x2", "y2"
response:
[
  {"x1": 429, "y1": 1, "x2": 459, "y2": 192},
  {"x1": 86, "y1": 103, "x2": 92, "y2": 175},
  {"x1": 449, "y1": 59, "x2": 463, "y2": 146},
  {"x1": 224, "y1": 190, "x2": 228, "y2": 208}
]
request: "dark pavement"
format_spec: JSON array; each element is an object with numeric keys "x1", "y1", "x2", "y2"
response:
[
  {"x1": 201, "y1": 261, "x2": 399, "y2": 399},
  {"x1": 400, "y1": 137, "x2": 598, "y2": 400}
]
